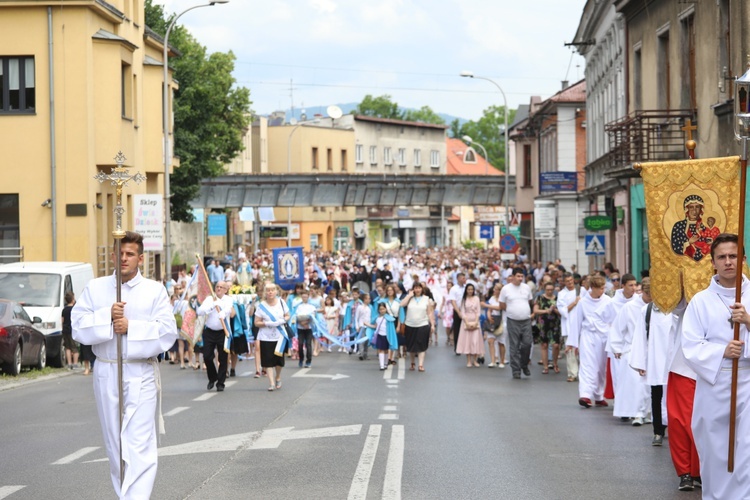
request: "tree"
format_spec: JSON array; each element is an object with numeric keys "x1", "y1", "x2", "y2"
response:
[
  {"x1": 403, "y1": 105, "x2": 445, "y2": 125},
  {"x1": 145, "y1": 0, "x2": 252, "y2": 222},
  {"x1": 354, "y1": 94, "x2": 403, "y2": 120},
  {"x1": 451, "y1": 105, "x2": 515, "y2": 173}
]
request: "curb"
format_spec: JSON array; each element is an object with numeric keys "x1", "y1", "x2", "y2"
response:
[{"x1": 0, "y1": 369, "x2": 78, "y2": 393}]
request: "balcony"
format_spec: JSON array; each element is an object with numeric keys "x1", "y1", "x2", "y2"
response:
[{"x1": 604, "y1": 109, "x2": 696, "y2": 178}]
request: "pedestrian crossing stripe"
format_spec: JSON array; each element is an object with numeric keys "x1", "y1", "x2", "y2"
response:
[{"x1": 585, "y1": 235, "x2": 605, "y2": 255}]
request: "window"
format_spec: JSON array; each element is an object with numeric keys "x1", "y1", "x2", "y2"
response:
[
  {"x1": 414, "y1": 149, "x2": 421, "y2": 167},
  {"x1": 312, "y1": 147, "x2": 319, "y2": 170},
  {"x1": 327, "y1": 148, "x2": 333, "y2": 171},
  {"x1": 633, "y1": 47, "x2": 642, "y2": 111},
  {"x1": 430, "y1": 150, "x2": 439, "y2": 168},
  {"x1": 369, "y1": 145, "x2": 377, "y2": 165},
  {"x1": 121, "y1": 62, "x2": 133, "y2": 119},
  {"x1": 341, "y1": 149, "x2": 348, "y2": 171},
  {"x1": 0, "y1": 194, "x2": 19, "y2": 263},
  {"x1": 719, "y1": 0, "x2": 732, "y2": 96},
  {"x1": 355, "y1": 144, "x2": 363, "y2": 164},
  {"x1": 681, "y1": 14, "x2": 696, "y2": 110},
  {"x1": 523, "y1": 144, "x2": 532, "y2": 186},
  {"x1": 657, "y1": 28, "x2": 670, "y2": 110},
  {"x1": 0, "y1": 57, "x2": 35, "y2": 113},
  {"x1": 398, "y1": 148, "x2": 406, "y2": 166},
  {"x1": 384, "y1": 147, "x2": 392, "y2": 165},
  {"x1": 464, "y1": 148, "x2": 477, "y2": 163}
]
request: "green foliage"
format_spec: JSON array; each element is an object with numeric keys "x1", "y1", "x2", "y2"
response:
[
  {"x1": 145, "y1": 0, "x2": 252, "y2": 222},
  {"x1": 354, "y1": 94, "x2": 403, "y2": 120},
  {"x1": 403, "y1": 105, "x2": 445, "y2": 125},
  {"x1": 450, "y1": 105, "x2": 515, "y2": 173},
  {"x1": 462, "y1": 240, "x2": 486, "y2": 250}
]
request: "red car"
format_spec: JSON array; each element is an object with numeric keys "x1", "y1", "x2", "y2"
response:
[{"x1": 0, "y1": 299, "x2": 46, "y2": 375}]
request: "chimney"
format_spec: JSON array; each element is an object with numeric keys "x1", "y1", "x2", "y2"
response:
[{"x1": 561, "y1": 80, "x2": 569, "y2": 90}]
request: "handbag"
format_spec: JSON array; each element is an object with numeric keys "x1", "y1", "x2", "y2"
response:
[{"x1": 397, "y1": 322, "x2": 405, "y2": 335}]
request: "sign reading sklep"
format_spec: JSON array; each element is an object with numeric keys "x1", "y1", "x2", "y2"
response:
[{"x1": 133, "y1": 194, "x2": 164, "y2": 252}]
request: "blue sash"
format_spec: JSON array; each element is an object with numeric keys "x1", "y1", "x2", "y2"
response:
[{"x1": 258, "y1": 302, "x2": 290, "y2": 357}]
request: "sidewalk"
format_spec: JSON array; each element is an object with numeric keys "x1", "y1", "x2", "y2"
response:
[{"x1": 0, "y1": 368, "x2": 77, "y2": 393}]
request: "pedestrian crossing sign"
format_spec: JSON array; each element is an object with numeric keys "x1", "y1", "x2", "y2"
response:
[{"x1": 585, "y1": 235, "x2": 605, "y2": 255}]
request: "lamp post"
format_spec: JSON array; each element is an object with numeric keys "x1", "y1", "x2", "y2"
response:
[
  {"x1": 163, "y1": 0, "x2": 228, "y2": 280},
  {"x1": 461, "y1": 135, "x2": 489, "y2": 176},
  {"x1": 460, "y1": 71, "x2": 510, "y2": 233}
]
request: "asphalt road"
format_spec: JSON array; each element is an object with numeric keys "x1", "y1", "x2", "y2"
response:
[{"x1": 0, "y1": 337, "x2": 700, "y2": 500}]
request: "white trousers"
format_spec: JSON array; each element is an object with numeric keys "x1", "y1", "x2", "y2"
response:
[
  {"x1": 94, "y1": 361, "x2": 158, "y2": 499},
  {"x1": 578, "y1": 332, "x2": 607, "y2": 401}
]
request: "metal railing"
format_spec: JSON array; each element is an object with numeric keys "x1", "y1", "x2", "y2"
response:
[
  {"x1": 0, "y1": 246, "x2": 24, "y2": 263},
  {"x1": 605, "y1": 109, "x2": 695, "y2": 175}
]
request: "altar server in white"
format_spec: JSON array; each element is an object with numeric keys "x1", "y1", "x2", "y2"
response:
[
  {"x1": 72, "y1": 232, "x2": 177, "y2": 499},
  {"x1": 609, "y1": 275, "x2": 650, "y2": 424},
  {"x1": 683, "y1": 233, "x2": 750, "y2": 497},
  {"x1": 557, "y1": 273, "x2": 580, "y2": 382},
  {"x1": 569, "y1": 275, "x2": 616, "y2": 408},
  {"x1": 605, "y1": 274, "x2": 637, "y2": 399}
]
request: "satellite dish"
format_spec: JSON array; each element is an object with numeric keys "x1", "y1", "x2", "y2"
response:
[
  {"x1": 289, "y1": 117, "x2": 298, "y2": 126},
  {"x1": 327, "y1": 105, "x2": 343, "y2": 119}
]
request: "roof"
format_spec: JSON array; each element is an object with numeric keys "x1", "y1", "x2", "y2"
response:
[
  {"x1": 353, "y1": 115, "x2": 449, "y2": 130},
  {"x1": 548, "y1": 79, "x2": 586, "y2": 103},
  {"x1": 509, "y1": 104, "x2": 530, "y2": 129},
  {"x1": 445, "y1": 138, "x2": 503, "y2": 176}
]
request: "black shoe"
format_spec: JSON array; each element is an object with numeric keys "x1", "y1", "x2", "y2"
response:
[
  {"x1": 216, "y1": 384, "x2": 225, "y2": 392},
  {"x1": 512, "y1": 373, "x2": 521, "y2": 379},
  {"x1": 477, "y1": 357, "x2": 485, "y2": 365},
  {"x1": 522, "y1": 367, "x2": 531, "y2": 376},
  {"x1": 678, "y1": 474, "x2": 694, "y2": 491},
  {"x1": 207, "y1": 381, "x2": 215, "y2": 391},
  {"x1": 359, "y1": 355, "x2": 364, "y2": 360},
  {"x1": 229, "y1": 369, "x2": 236, "y2": 377},
  {"x1": 692, "y1": 476, "x2": 701, "y2": 489}
]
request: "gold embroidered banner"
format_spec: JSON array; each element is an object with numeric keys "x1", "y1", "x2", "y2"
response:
[{"x1": 638, "y1": 156, "x2": 742, "y2": 312}]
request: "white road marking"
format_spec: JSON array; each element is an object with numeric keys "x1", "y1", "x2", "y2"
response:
[
  {"x1": 239, "y1": 371, "x2": 255, "y2": 377},
  {"x1": 52, "y1": 447, "x2": 100, "y2": 465},
  {"x1": 397, "y1": 360, "x2": 405, "y2": 380},
  {"x1": 224, "y1": 380, "x2": 238, "y2": 388},
  {"x1": 378, "y1": 414, "x2": 399, "y2": 420},
  {"x1": 193, "y1": 392, "x2": 217, "y2": 402},
  {"x1": 382, "y1": 425, "x2": 404, "y2": 500},
  {"x1": 292, "y1": 368, "x2": 349, "y2": 380},
  {"x1": 0, "y1": 486, "x2": 25, "y2": 499},
  {"x1": 382, "y1": 406, "x2": 397, "y2": 411},
  {"x1": 386, "y1": 399, "x2": 398, "y2": 404},
  {"x1": 164, "y1": 407, "x2": 189, "y2": 417},
  {"x1": 383, "y1": 365, "x2": 393, "y2": 379},
  {"x1": 386, "y1": 380, "x2": 398, "y2": 385},
  {"x1": 347, "y1": 425, "x2": 382, "y2": 500}
]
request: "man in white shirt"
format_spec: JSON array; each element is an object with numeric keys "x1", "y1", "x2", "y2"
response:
[
  {"x1": 499, "y1": 267, "x2": 534, "y2": 379},
  {"x1": 294, "y1": 290, "x2": 317, "y2": 368},
  {"x1": 449, "y1": 273, "x2": 467, "y2": 352},
  {"x1": 197, "y1": 280, "x2": 235, "y2": 392}
]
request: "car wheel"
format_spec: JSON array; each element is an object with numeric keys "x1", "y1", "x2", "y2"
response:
[
  {"x1": 35, "y1": 341, "x2": 47, "y2": 371},
  {"x1": 48, "y1": 338, "x2": 65, "y2": 368},
  {"x1": 7, "y1": 343, "x2": 22, "y2": 376}
]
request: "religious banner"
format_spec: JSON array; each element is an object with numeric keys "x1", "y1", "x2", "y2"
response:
[
  {"x1": 273, "y1": 246, "x2": 304, "y2": 291},
  {"x1": 637, "y1": 156, "x2": 742, "y2": 312}
]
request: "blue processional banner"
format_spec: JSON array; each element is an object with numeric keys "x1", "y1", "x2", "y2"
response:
[{"x1": 273, "y1": 246, "x2": 304, "y2": 291}]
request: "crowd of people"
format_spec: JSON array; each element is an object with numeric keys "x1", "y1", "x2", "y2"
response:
[{"x1": 69, "y1": 232, "x2": 750, "y2": 498}]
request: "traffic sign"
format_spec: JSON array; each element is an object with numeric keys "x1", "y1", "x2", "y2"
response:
[
  {"x1": 585, "y1": 234, "x2": 606, "y2": 255},
  {"x1": 499, "y1": 234, "x2": 519, "y2": 253},
  {"x1": 479, "y1": 225, "x2": 494, "y2": 240}
]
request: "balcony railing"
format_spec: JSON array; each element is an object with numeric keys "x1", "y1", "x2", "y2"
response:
[{"x1": 605, "y1": 109, "x2": 695, "y2": 177}]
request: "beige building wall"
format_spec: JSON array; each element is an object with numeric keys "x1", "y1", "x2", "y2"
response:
[{"x1": 0, "y1": 1, "x2": 172, "y2": 276}]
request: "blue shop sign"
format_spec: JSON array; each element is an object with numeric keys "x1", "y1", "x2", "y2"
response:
[{"x1": 539, "y1": 171, "x2": 577, "y2": 193}]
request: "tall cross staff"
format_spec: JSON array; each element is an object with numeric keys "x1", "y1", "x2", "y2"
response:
[
  {"x1": 682, "y1": 119, "x2": 697, "y2": 159},
  {"x1": 94, "y1": 151, "x2": 146, "y2": 486}
]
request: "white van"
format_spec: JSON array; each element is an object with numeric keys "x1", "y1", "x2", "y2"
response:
[{"x1": 0, "y1": 262, "x2": 94, "y2": 367}]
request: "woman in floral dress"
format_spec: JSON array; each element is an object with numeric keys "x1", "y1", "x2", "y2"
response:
[
  {"x1": 533, "y1": 282, "x2": 561, "y2": 374},
  {"x1": 456, "y1": 284, "x2": 484, "y2": 367}
]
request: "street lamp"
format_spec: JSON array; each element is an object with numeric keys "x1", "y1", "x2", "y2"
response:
[
  {"x1": 163, "y1": 0, "x2": 229, "y2": 280},
  {"x1": 460, "y1": 71, "x2": 510, "y2": 233},
  {"x1": 461, "y1": 135, "x2": 489, "y2": 176}
]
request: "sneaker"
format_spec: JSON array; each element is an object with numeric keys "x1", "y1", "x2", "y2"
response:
[
  {"x1": 632, "y1": 417, "x2": 644, "y2": 426},
  {"x1": 652, "y1": 435, "x2": 663, "y2": 446},
  {"x1": 578, "y1": 398, "x2": 592, "y2": 408},
  {"x1": 487, "y1": 362, "x2": 495, "y2": 368},
  {"x1": 692, "y1": 476, "x2": 702, "y2": 489},
  {"x1": 595, "y1": 400, "x2": 609, "y2": 407},
  {"x1": 512, "y1": 373, "x2": 521, "y2": 379},
  {"x1": 522, "y1": 367, "x2": 531, "y2": 376},
  {"x1": 498, "y1": 363, "x2": 505, "y2": 368},
  {"x1": 678, "y1": 474, "x2": 694, "y2": 491},
  {"x1": 304, "y1": 364, "x2": 311, "y2": 368}
]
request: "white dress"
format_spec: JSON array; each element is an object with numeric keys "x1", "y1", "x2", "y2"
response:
[{"x1": 72, "y1": 271, "x2": 177, "y2": 499}]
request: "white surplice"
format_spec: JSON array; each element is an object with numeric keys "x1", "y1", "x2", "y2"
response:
[
  {"x1": 569, "y1": 293, "x2": 615, "y2": 401},
  {"x1": 72, "y1": 271, "x2": 177, "y2": 499},
  {"x1": 682, "y1": 275, "x2": 750, "y2": 499},
  {"x1": 605, "y1": 290, "x2": 636, "y2": 395},
  {"x1": 609, "y1": 295, "x2": 650, "y2": 418}
]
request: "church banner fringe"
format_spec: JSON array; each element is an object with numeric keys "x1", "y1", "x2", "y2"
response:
[{"x1": 638, "y1": 156, "x2": 742, "y2": 312}]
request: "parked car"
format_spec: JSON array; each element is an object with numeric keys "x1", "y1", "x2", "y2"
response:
[
  {"x1": 0, "y1": 262, "x2": 94, "y2": 368},
  {"x1": 0, "y1": 299, "x2": 46, "y2": 375}
]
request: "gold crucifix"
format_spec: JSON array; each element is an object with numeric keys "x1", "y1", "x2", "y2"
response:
[
  {"x1": 681, "y1": 119, "x2": 698, "y2": 159},
  {"x1": 94, "y1": 151, "x2": 146, "y2": 239}
]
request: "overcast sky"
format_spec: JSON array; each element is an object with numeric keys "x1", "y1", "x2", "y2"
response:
[{"x1": 157, "y1": 0, "x2": 587, "y2": 121}]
